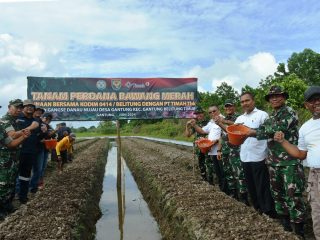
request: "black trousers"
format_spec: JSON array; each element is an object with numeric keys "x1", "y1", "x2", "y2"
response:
[
  {"x1": 198, "y1": 152, "x2": 206, "y2": 179},
  {"x1": 242, "y1": 160, "x2": 275, "y2": 213},
  {"x1": 18, "y1": 152, "x2": 37, "y2": 200},
  {"x1": 210, "y1": 155, "x2": 227, "y2": 192}
]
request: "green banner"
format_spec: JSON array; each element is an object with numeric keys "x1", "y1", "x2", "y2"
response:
[{"x1": 27, "y1": 77, "x2": 198, "y2": 121}]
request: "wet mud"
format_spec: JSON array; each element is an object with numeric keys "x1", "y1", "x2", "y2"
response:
[{"x1": 122, "y1": 138, "x2": 301, "y2": 240}]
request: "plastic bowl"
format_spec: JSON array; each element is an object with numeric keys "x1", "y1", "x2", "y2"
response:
[
  {"x1": 226, "y1": 125, "x2": 250, "y2": 145},
  {"x1": 195, "y1": 138, "x2": 214, "y2": 154},
  {"x1": 44, "y1": 139, "x2": 57, "y2": 150}
]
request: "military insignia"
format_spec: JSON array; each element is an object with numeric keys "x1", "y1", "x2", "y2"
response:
[
  {"x1": 111, "y1": 79, "x2": 122, "y2": 91},
  {"x1": 96, "y1": 80, "x2": 107, "y2": 90}
]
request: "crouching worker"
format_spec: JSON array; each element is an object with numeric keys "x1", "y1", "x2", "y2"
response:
[{"x1": 55, "y1": 133, "x2": 76, "y2": 174}]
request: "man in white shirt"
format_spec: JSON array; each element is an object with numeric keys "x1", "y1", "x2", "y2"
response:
[
  {"x1": 191, "y1": 106, "x2": 224, "y2": 190},
  {"x1": 235, "y1": 92, "x2": 275, "y2": 216},
  {"x1": 274, "y1": 86, "x2": 320, "y2": 240}
]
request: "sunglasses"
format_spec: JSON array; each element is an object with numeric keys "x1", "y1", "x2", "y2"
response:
[{"x1": 208, "y1": 110, "x2": 217, "y2": 114}]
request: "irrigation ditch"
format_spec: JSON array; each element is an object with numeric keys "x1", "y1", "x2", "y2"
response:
[{"x1": 0, "y1": 137, "x2": 314, "y2": 239}]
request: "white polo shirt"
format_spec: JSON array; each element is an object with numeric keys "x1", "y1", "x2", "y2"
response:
[
  {"x1": 202, "y1": 120, "x2": 221, "y2": 155},
  {"x1": 298, "y1": 118, "x2": 320, "y2": 168},
  {"x1": 235, "y1": 108, "x2": 268, "y2": 162}
]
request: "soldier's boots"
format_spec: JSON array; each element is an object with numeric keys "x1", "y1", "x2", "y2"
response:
[
  {"x1": 294, "y1": 223, "x2": 305, "y2": 239},
  {"x1": 0, "y1": 206, "x2": 8, "y2": 221},
  {"x1": 229, "y1": 189, "x2": 239, "y2": 200},
  {"x1": 281, "y1": 216, "x2": 293, "y2": 232},
  {"x1": 239, "y1": 192, "x2": 250, "y2": 206}
]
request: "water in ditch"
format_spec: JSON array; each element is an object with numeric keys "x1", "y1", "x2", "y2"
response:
[{"x1": 95, "y1": 142, "x2": 162, "y2": 240}]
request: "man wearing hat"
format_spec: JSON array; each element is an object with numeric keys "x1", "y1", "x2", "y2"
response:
[
  {"x1": 274, "y1": 86, "x2": 320, "y2": 239},
  {"x1": 29, "y1": 107, "x2": 50, "y2": 193},
  {"x1": 0, "y1": 100, "x2": 31, "y2": 219},
  {"x1": 55, "y1": 133, "x2": 76, "y2": 174},
  {"x1": 248, "y1": 86, "x2": 305, "y2": 236},
  {"x1": 215, "y1": 100, "x2": 248, "y2": 204},
  {"x1": 185, "y1": 106, "x2": 208, "y2": 181},
  {"x1": 0, "y1": 99, "x2": 30, "y2": 215},
  {"x1": 15, "y1": 99, "x2": 41, "y2": 203}
]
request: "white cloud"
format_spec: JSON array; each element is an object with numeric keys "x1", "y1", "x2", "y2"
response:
[{"x1": 185, "y1": 52, "x2": 278, "y2": 93}]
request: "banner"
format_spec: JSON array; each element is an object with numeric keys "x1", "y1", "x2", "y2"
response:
[{"x1": 27, "y1": 77, "x2": 198, "y2": 121}]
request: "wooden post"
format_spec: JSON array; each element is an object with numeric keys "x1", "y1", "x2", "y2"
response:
[{"x1": 116, "y1": 120, "x2": 124, "y2": 239}]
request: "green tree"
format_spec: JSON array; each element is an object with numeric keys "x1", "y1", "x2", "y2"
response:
[
  {"x1": 215, "y1": 82, "x2": 239, "y2": 105},
  {"x1": 279, "y1": 74, "x2": 307, "y2": 110},
  {"x1": 287, "y1": 48, "x2": 320, "y2": 85}
]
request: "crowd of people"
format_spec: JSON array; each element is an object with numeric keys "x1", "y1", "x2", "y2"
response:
[
  {"x1": 0, "y1": 99, "x2": 76, "y2": 220},
  {"x1": 186, "y1": 85, "x2": 320, "y2": 239}
]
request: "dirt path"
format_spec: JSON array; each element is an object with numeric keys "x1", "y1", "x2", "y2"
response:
[
  {"x1": 122, "y1": 138, "x2": 301, "y2": 240},
  {"x1": 0, "y1": 138, "x2": 108, "y2": 240}
]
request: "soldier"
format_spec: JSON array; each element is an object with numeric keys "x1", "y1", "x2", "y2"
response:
[
  {"x1": 247, "y1": 86, "x2": 305, "y2": 236},
  {"x1": 274, "y1": 86, "x2": 320, "y2": 239},
  {"x1": 2, "y1": 99, "x2": 24, "y2": 131},
  {"x1": 0, "y1": 99, "x2": 28, "y2": 214},
  {"x1": 0, "y1": 107, "x2": 30, "y2": 220},
  {"x1": 185, "y1": 106, "x2": 208, "y2": 180},
  {"x1": 215, "y1": 100, "x2": 248, "y2": 204}
]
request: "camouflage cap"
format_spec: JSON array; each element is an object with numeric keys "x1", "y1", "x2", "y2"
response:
[
  {"x1": 264, "y1": 85, "x2": 289, "y2": 101},
  {"x1": 23, "y1": 99, "x2": 36, "y2": 107},
  {"x1": 304, "y1": 86, "x2": 320, "y2": 102},
  {"x1": 194, "y1": 106, "x2": 204, "y2": 114},
  {"x1": 224, "y1": 99, "x2": 235, "y2": 106},
  {"x1": 9, "y1": 99, "x2": 23, "y2": 107}
]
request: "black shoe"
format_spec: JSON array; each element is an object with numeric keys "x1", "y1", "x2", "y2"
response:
[
  {"x1": 239, "y1": 193, "x2": 250, "y2": 206},
  {"x1": 30, "y1": 188, "x2": 38, "y2": 194},
  {"x1": 294, "y1": 223, "x2": 304, "y2": 238},
  {"x1": 3, "y1": 202, "x2": 17, "y2": 214},
  {"x1": 229, "y1": 189, "x2": 239, "y2": 200},
  {"x1": 264, "y1": 210, "x2": 278, "y2": 219},
  {"x1": 19, "y1": 198, "x2": 28, "y2": 204},
  {"x1": 281, "y1": 216, "x2": 293, "y2": 232}
]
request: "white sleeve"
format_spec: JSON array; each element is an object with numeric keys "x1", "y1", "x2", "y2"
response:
[
  {"x1": 297, "y1": 129, "x2": 307, "y2": 151},
  {"x1": 202, "y1": 122, "x2": 211, "y2": 134},
  {"x1": 234, "y1": 116, "x2": 241, "y2": 124}
]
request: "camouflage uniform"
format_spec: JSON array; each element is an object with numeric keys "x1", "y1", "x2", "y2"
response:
[
  {"x1": 228, "y1": 146, "x2": 247, "y2": 195},
  {"x1": 0, "y1": 113, "x2": 21, "y2": 206},
  {"x1": 0, "y1": 120, "x2": 17, "y2": 207},
  {"x1": 191, "y1": 120, "x2": 208, "y2": 180},
  {"x1": 256, "y1": 105, "x2": 305, "y2": 223},
  {"x1": 220, "y1": 113, "x2": 239, "y2": 193}
]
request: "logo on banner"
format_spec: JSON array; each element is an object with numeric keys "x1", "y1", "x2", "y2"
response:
[
  {"x1": 111, "y1": 79, "x2": 122, "y2": 90},
  {"x1": 125, "y1": 81, "x2": 150, "y2": 89},
  {"x1": 96, "y1": 80, "x2": 107, "y2": 90}
]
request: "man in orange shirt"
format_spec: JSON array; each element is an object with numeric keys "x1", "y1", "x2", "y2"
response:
[{"x1": 55, "y1": 133, "x2": 76, "y2": 174}]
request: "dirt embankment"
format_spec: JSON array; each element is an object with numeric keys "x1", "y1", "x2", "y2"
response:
[
  {"x1": 122, "y1": 138, "x2": 300, "y2": 240},
  {"x1": 0, "y1": 138, "x2": 108, "y2": 240}
]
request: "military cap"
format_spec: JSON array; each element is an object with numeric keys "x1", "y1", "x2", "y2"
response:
[
  {"x1": 265, "y1": 85, "x2": 289, "y2": 101},
  {"x1": 23, "y1": 99, "x2": 36, "y2": 107},
  {"x1": 194, "y1": 106, "x2": 204, "y2": 114},
  {"x1": 304, "y1": 86, "x2": 320, "y2": 102},
  {"x1": 224, "y1": 99, "x2": 235, "y2": 106},
  {"x1": 9, "y1": 99, "x2": 23, "y2": 107}
]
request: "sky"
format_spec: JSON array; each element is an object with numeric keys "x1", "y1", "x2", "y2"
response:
[{"x1": 0, "y1": 0, "x2": 319, "y2": 127}]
